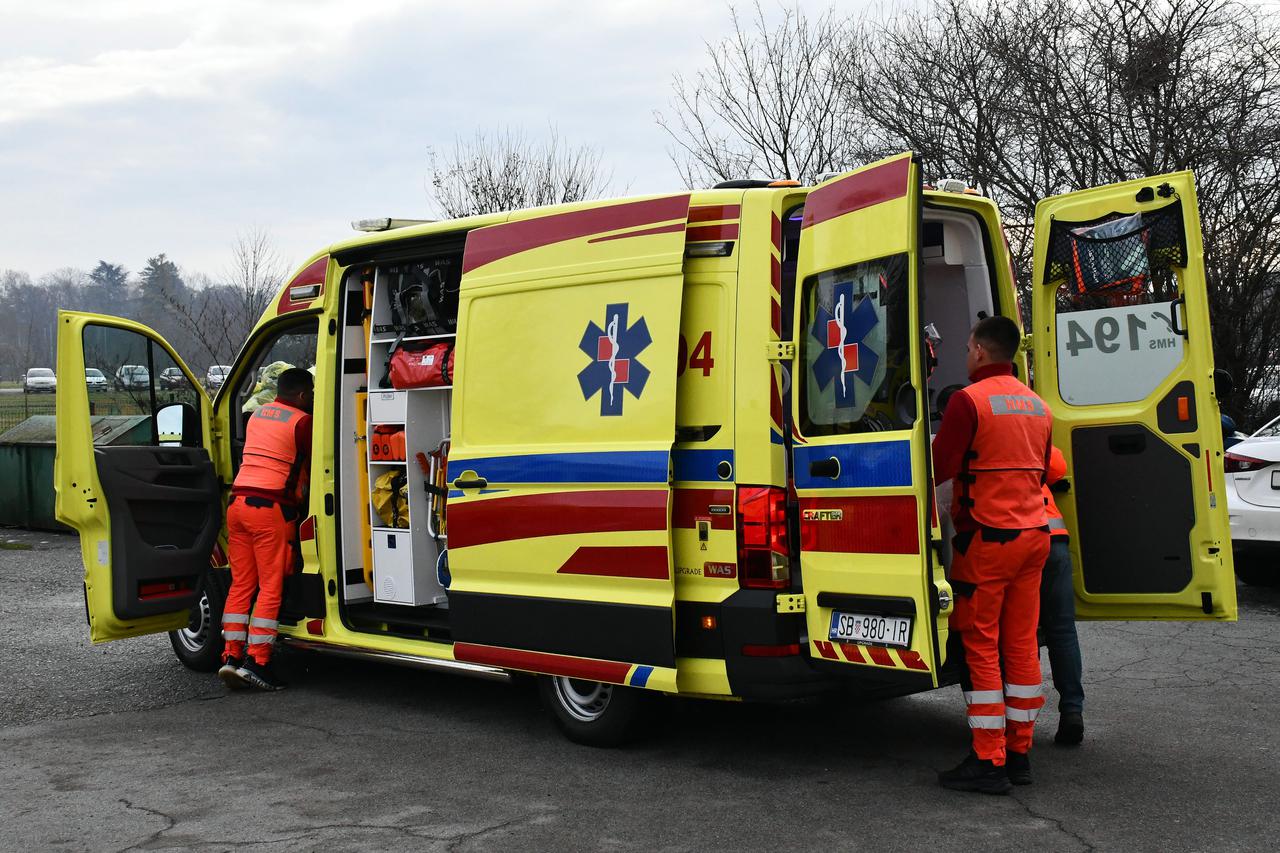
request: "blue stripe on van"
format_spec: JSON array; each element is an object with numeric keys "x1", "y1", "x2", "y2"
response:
[
  {"x1": 449, "y1": 450, "x2": 670, "y2": 485},
  {"x1": 672, "y1": 448, "x2": 733, "y2": 482},
  {"x1": 793, "y1": 440, "x2": 912, "y2": 489},
  {"x1": 630, "y1": 665, "x2": 654, "y2": 687}
]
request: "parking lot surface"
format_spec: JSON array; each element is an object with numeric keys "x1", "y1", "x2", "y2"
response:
[{"x1": 2, "y1": 529, "x2": 1277, "y2": 852}]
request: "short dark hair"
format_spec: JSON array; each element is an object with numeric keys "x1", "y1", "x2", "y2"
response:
[
  {"x1": 971, "y1": 315, "x2": 1021, "y2": 362},
  {"x1": 276, "y1": 367, "x2": 314, "y2": 399}
]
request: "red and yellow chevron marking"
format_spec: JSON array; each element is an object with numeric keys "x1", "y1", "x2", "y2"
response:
[{"x1": 813, "y1": 639, "x2": 931, "y2": 672}]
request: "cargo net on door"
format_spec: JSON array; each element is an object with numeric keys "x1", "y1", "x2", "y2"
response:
[{"x1": 1043, "y1": 199, "x2": 1186, "y2": 309}]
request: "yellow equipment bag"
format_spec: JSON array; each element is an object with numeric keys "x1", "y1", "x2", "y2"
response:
[{"x1": 371, "y1": 469, "x2": 410, "y2": 529}]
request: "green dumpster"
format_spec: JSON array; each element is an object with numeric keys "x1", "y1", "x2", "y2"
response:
[{"x1": 0, "y1": 414, "x2": 150, "y2": 531}]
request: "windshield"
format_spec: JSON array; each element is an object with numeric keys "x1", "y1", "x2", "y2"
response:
[
  {"x1": 210, "y1": 366, "x2": 229, "y2": 376},
  {"x1": 85, "y1": 369, "x2": 103, "y2": 378},
  {"x1": 28, "y1": 369, "x2": 53, "y2": 377},
  {"x1": 1252, "y1": 415, "x2": 1280, "y2": 438},
  {"x1": 124, "y1": 366, "x2": 148, "y2": 376}
]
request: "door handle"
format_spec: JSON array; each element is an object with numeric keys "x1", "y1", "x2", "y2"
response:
[
  {"x1": 809, "y1": 457, "x2": 841, "y2": 479},
  {"x1": 452, "y1": 476, "x2": 488, "y2": 489}
]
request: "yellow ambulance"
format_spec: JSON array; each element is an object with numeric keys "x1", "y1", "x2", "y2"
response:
[{"x1": 54, "y1": 153, "x2": 1235, "y2": 744}]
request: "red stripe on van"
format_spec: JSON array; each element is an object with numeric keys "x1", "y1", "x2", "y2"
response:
[
  {"x1": 588, "y1": 222, "x2": 686, "y2": 244},
  {"x1": 898, "y1": 649, "x2": 930, "y2": 671},
  {"x1": 686, "y1": 223, "x2": 740, "y2": 242},
  {"x1": 814, "y1": 640, "x2": 838, "y2": 660},
  {"x1": 448, "y1": 490, "x2": 667, "y2": 548},
  {"x1": 454, "y1": 643, "x2": 634, "y2": 684},
  {"x1": 277, "y1": 256, "x2": 327, "y2": 314},
  {"x1": 689, "y1": 204, "x2": 741, "y2": 224},
  {"x1": 799, "y1": 495, "x2": 919, "y2": 554},
  {"x1": 802, "y1": 157, "x2": 911, "y2": 230},
  {"x1": 557, "y1": 546, "x2": 670, "y2": 580},
  {"x1": 771, "y1": 212, "x2": 782, "y2": 250},
  {"x1": 462, "y1": 195, "x2": 690, "y2": 272},
  {"x1": 672, "y1": 488, "x2": 735, "y2": 530},
  {"x1": 868, "y1": 646, "x2": 894, "y2": 667},
  {"x1": 839, "y1": 643, "x2": 865, "y2": 663},
  {"x1": 770, "y1": 255, "x2": 781, "y2": 293}
]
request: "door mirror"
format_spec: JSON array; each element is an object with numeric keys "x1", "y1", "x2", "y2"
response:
[{"x1": 157, "y1": 402, "x2": 198, "y2": 447}]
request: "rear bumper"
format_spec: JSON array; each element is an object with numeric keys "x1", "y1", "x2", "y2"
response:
[{"x1": 1227, "y1": 483, "x2": 1280, "y2": 546}]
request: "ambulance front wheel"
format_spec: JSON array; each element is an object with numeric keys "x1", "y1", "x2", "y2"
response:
[
  {"x1": 167, "y1": 568, "x2": 229, "y2": 672},
  {"x1": 538, "y1": 675, "x2": 653, "y2": 747}
]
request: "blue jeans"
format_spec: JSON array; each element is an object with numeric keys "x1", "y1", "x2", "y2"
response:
[{"x1": 1040, "y1": 538, "x2": 1084, "y2": 713}]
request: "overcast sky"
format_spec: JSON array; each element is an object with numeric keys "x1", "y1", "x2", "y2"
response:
[{"x1": 0, "y1": 0, "x2": 845, "y2": 283}]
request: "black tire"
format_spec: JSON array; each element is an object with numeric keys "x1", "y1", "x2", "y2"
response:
[
  {"x1": 1235, "y1": 555, "x2": 1280, "y2": 587},
  {"x1": 168, "y1": 568, "x2": 230, "y2": 671},
  {"x1": 537, "y1": 675, "x2": 654, "y2": 747}
]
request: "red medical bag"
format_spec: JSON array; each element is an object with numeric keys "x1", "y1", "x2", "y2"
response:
[{"x1": 389, "y1": 342, "x2": 454, "y2": 389}]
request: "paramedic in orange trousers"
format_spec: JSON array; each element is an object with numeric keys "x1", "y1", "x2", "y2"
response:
[
  {"x1": 932, "y1": 316, "x2": 1053, "y2": 794},
  {"x1": 218, "y1": 368, "x2": 314, "y2": 691}
]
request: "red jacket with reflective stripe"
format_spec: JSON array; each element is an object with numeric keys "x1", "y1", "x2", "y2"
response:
[
  {"x1": 231, "y1": 401, "x2": 312, "y2": 506},
  {"x1": 954, "y1": 373, "x2": 1053, "y2": 530},
  {"x1": 1044, "y1": 445, "x2": 1069, "y2": 538}
]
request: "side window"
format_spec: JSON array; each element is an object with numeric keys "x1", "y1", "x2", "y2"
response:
[
  {"x1": 82, "y1": 325, "x2": 201, "y2": 446},
  {"x1": 1047, "y1": 202, "x2": 1187, "y2": 405},
  {"x1": 230, "y1": 321, "x2": 318, "y2": 449},
  {"x1": 798, "y1": 254, "x2": 909, "y2": 436}
]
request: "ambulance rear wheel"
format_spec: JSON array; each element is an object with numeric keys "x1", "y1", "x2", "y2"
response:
[
  {"x1": 538, "y1": 675, "x2": 652, "y2": 747},
  {"x1": 168, "y1": 568, "x2": 228, "y2": 672}
]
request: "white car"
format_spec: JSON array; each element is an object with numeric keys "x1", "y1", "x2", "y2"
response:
[
  {"x1": 1225, "y1": 414, "x2": 1280, "y2": 585},
  {"x1": 85, "y1": 368, "x2": 108, "y2": 392},
  {"x1": 206, "y1": 364, "x2": 231, "y2": 391},
  {"x1": 114, "y1": 364, "x2": 150, "y2": 390},
  {"x1": 23, "y1": 368, "x2": 56, "y2": 393}
]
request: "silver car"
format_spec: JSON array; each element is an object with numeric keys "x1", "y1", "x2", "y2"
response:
[
  {"x1": 85, "y1": 368, "x2": 108, "y2": 392},
  {"x1": 23, "y1": 368, "x2": 56, "y2": 393}
]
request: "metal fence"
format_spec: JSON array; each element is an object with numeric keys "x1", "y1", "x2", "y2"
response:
[{"x1": 0, "y1": 393, "x2": 150, "y2": 434}]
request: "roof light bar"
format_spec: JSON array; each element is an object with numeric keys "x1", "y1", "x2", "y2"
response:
[{"x1": 351, "y1": 218, "x2": 434, "y2": 232}]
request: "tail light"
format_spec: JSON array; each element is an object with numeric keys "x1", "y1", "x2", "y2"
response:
[
  {"x1": 737, "y1": 485, "x2": 791, "y2": 589},
  {"x1": 1224, "y1": 452, "x2": 1270, "y2": 473}
]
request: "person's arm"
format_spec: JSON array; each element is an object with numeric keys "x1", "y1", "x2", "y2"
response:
[
  {"x1": 931, "y1": 391, "x2": 977, "y2": 485},
  {"x1": 294, "y1": 413, "x2": 313, "y2": 468}
]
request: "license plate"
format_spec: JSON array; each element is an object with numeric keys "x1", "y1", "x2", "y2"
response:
[
  {"x1": 1272, "y1": 470, "x2": 1280, "y2": 490},
  {"x1": 829, "y1": 611, "x2": 912, "y2": 648}
]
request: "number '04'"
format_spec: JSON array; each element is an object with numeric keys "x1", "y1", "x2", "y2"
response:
[
  {"x1": 677, "y1": 331, "x2": 715, "y2": 376},
  {"x1": 1064, "y1": 314, "x2": 1148, "y2": 357}
]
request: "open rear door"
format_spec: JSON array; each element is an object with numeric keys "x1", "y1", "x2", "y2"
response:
[
  {"x1": 448, "y1": 195, "x2": 690, "y2": 692},
  {"x1": 55, "y1": 311, "x2": 221, "y2": 642},
  {"x1": 1030, "y1": 172, "x2": 1236, "y2": 620},
  {"x1": 789, "y1": 153, "x2": 945, "y2": 686}
]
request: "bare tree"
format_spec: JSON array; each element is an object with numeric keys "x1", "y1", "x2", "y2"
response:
[
  {"x1": 655, "y1": 2, "x2": 861, "y2": 187},
  {"x1": 427, "y1": 128, "x2": 615, "y2": 218},
  {"x1": 162, "y1": 228, "x2": 288, "y2": 369}
]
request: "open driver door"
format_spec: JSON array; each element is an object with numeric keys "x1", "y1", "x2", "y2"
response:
[{"x1": 54, "y1": 311, "x2": 223, "y2": 642}]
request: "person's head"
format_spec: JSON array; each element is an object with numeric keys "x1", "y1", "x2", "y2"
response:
[
  {"x1": 966, "y1": 315, "x2": 1021, "y2": 377},
  {"x1": 275, "y1": 367, "x2": 314, "y2": 413}
]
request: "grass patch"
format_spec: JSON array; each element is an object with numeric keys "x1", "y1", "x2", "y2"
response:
[{"x1": 0, "y1": 540, "x2": 33, "y2": 550}]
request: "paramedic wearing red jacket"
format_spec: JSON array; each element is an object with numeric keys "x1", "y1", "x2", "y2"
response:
[
  {"x1": 932, "y1": 316, "x2": 1052, "y2": 794},
  {"x1": 218, "y1": 368, "x2": 314, "y2": 692}
]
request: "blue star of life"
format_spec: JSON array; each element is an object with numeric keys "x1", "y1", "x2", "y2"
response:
[{"x1": 578, "y1": 302, "x2": 651, "y2": 416}]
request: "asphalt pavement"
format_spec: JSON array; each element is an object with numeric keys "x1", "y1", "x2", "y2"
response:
[{"x1": 2, "y1": 528, "x2": 1277, "y2": 852}]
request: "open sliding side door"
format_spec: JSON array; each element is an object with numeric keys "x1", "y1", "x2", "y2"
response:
[
  {"x1": 54, "y1": 311, "x2": 221, "y2": 642},
  {"x1": 447, "y1": 195, "x2": 691, "y2": 692},
  {"x1": 789, "y1": 153, "x2": 946, "y2": 687},
  {"x1": 1030, "y1": 172, "x2": 1235, "y2": 620}
]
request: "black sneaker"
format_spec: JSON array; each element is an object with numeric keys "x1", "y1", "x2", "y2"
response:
[
  {"x1": 1055, "y1": 711, "x2": 1084, "y2": 746},
  {"x1": 1006, "y1": 750, "x2": 1032, "y2": 785},
  {"x1": 218, "y1": 657, "x2": 248, "y2": 690},
  {"x1": 938, "y1": 752, "x2": 1012, "y2": 794},
  {"x1": 235, "y1": 659, "x2": 287, "y2": 691}
]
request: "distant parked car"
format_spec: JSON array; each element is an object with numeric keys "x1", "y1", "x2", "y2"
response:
[
  {"x1": 84, "y1": 368, "x2": 108, "y2": 392},
  {"x1": 114, "y1": 364, "x2": 150, "y2": 390},
  {"x1": 205, "y1": 364, "x2": 231, "y2": 391},
  {"x1": 23, "y1": 368, "x2": 56, "y2": 393},
  {"x1": 158, "y1": 367, "x2": 186, "y2": 389},
  {"x1": 1226, "y1": 414, "x2": 1280, "y2": 586}
]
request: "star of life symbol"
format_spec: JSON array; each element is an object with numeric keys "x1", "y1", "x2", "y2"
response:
[
  {"x1": 810, "y1": 281, "x2": 880, "y2": 408},
  {"x1": 578, "y1": 302, "x2": 651, "y2": 416}
]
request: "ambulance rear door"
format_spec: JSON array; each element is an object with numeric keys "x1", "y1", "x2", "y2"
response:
[
  {"x1": 1029, "y1": 172, "x2": 1236, "y2": 620},
  {"x1": 789, "y1": 153, "x2": 945, "y2": 685},
  {"x1": 54, "y1": 311, "x2": 222, "y2": 642},
  {"x1": 447, "y1": 194, "x2": 690, "y2": 692}
]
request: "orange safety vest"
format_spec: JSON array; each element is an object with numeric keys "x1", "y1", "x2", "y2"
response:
[
  {"x1": 1044, "y1": 445, "x2": 1069, "y2": 538},
  {"x1": 234, "y1": 401, "x2": 309, "y2": 505},
  {"x1": 955, "y1": 374, "x2": 1052, "y2": 530}
]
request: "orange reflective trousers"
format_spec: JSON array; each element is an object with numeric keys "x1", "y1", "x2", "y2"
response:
[
  {"x1": 222, "y1": 497, "x2": 296, "y2": 665},
  {"x1": 950, "y1": 527, "x2": 1050, "y2": 765}
]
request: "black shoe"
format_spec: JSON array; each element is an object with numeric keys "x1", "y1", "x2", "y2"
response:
[
  {"x1": 1006, "y1": 750, "x2": 1032, "y2": 785},
  {"x1": 1055, "y1": 711, "x2": 1084, "y2": 746},
  {"x1": 236, "y1": 659, "x2": 287, "y2": 691},
  {"x1": 218, "y1": 657, "x2": 248, "y2": 690},
  {"x1": 938, "y1": 752, "x2": 1012, "y2": 794}
]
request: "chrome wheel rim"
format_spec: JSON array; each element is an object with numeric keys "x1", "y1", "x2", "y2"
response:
[
  {"x1": 553, "y1": 677, "x2": 612, "y2": 722},
  {"x1": 174, "y1": 591, "x2": 212, "y2": 653}
]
